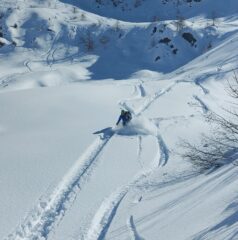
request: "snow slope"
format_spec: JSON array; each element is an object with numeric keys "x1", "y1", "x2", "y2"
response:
[
  {"x1": 61, "y1": 0, "x2": 237, "y2": 22},
  {"x1": 1, "y1": 0, "x2": 238, "y2": 240}
]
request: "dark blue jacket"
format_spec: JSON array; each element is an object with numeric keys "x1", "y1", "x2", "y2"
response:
[{"x1": 116, "y1": 111, "x2": 132, "y2": 125}]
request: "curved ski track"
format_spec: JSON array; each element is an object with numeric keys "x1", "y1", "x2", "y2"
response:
[
  {"x1": 83, "y1": 78, "x2": 210, "y2": 239},
  {"x1": 84, "y1": 131, "x2": 168, "y2": 240},
  {"x1": 127, "y1": 215, "x2": 145, "y2": 240},
  {"x1": 193, "y1": 95, "x2": 209, "y2": 114}
]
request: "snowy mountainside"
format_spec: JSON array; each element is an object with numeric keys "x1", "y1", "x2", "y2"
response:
[
  {"x1": 62, "y1": 0, "x2": 236, "y2": 22},
  {"x1": 0, "y1": 0, "x2": 234, "y2": 86},
  {"x1": 1, "y1": 0, "x2": 238, "y2": 240}
]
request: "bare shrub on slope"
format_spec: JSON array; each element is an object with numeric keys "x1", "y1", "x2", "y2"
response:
[
  {"x1": 174, "y1": 16, "x2": 186, "y2": 33},
  {"x1": 182, "y1": 72, "x2": 238, "y2": 171},
  {"x1": 80, "y1": 31, "x2": 95, "y2": 51}
]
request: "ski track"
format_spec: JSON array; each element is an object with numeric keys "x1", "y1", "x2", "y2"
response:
[
  {"x1": 83, "y1": 81, "x2": 172, "y2": 240},
  {"x1": 120, "y1": 79, "x2": 191, "y2": 118},
  {"x1": 84, "y1": 130, "x2": 167, "y2": 240},
  {"x1": 137, "y1": 136, "x2": 143, "y2": 168},
  {"x1": 119, "y1": 80, "x2": 178, "y2": 117},
  {"x1": 134, "y1": 81, "x2": 178, "y2": 116},
  {"x1": 84, "y1": 175, "x2": 145, "y2": 240},
  {"x1": 193, "y1": 95, "x2": 209, "y2": 114},
  {"x1": 10, "y1": 80, "x2": 172, "y2": 239},
  {"x1": 194, "y1": 79, "x2": 210, "y2": 95},
  {"x1": 4, "y1": 3, "x2": 238, "y2": 240},
  {"x1": 0, "y1": 40, "x2": 61, "y2": 90},
  {"x1": 0, "y1": 72, "x2": 27, "y2": 88},
  {"x1": 134, "y1": 166, "x2": 237, "y2": 229},
  {"x1": 7, "y1": 134, "x2": 113, "y2": 240},
  {"x1": 46, "y1": 31, "x2": 62, "y2": 67},
  {"x1": 85, "y1": 188, "x2": 128, "y2": 240},
  {"x1": 127, "y1": 216, "x2": 145, "y2": 240},
  {"x1": 23, "y1": 60, "x2": 32, "y2": 72},
  {"x1": 113, "y1": 166, "x2": 238, "y2": 239},
  {"x1": 118, "y1": 82, "x2": 146, "y2": 115},
  {"x1": 156, "y1": 134, "x2": 169, "y2": 167},
  {"x1": 137, "y1": 83, "x2": 146, "y2": 98}
]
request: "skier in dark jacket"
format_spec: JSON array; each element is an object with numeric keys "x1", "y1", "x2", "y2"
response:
[{"x1": 116, "y1": 109, "x2": 132, "y2": 126}]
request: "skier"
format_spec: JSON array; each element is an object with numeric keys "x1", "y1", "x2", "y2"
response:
[{"x1": 116, "y1": 109, "x2": 132, "y2": 126}]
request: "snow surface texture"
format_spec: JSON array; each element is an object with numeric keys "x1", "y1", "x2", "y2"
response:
[{"x1": 1, "y1": 0, "x2": 238, "y2": 239}]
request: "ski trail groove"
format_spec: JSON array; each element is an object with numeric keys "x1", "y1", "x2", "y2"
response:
[
  {"x1": 84, "y1": 133, "x2": 167, "y2": 240},
  {"x1": 120, "y1": 80, "x2": 181, "y2": 117},
  {"x1": 137, "y1": 83, "x2": 146, "y2": 98},
  {"x1": 193, "y1": 95, "x2": 209, "y2": 114},
  {"x1": 85, "y1": 188, "x2": 128, "y2": 240},
  {"x1": 134, "y1": 81, "x2": 177, "y2": 116},
  {"x1": 12, "y1": 80, "x2": 171, "y2": 239},
  {"x1": 7, "y1": 135, "x2": 113, "y2": 240},
  {"x1": 84, "y1": 81, "x2": 171, "y2": 240},
  {"x1": 0, "y1": 72, "x2": 28, "y2": 89},
  {"x1": 194, "y1": 79, "x2": 209, "y2": 95},
  {"x1": 156, "y1": 134, "x2": 169, "y2": 167},
  {"x1": 46, "y1": 31, "x2": 62, "y2": 67},
  {"x1": 137, "y1": 136, "x2": 143, "y2": 168},
  {"x1": 127, "y1": 215, "x2": 145, "y2": 240},
  {"x1": 24, "y1": 60, "x2": 32, "y2": 72}
]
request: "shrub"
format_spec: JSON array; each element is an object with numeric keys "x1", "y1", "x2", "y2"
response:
[
  {"x1": 182, "y1": 72, "x2": 238, "y2": 171},
  {"x1": 80, "y1": 31, "x2": 94, "y2": 51}
]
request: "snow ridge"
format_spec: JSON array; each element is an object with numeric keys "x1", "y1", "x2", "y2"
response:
[{"x1": 7, "y1": 135, "x2": 113, "y2": 240}]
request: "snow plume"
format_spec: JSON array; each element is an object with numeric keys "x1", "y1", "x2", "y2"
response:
[{"x1": 115, "y1": 116, "x2": 158, "y2": 137}]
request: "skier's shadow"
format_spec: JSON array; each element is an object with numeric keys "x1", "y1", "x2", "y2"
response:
[{"x1": 93, "y1": 127, "x2": 114, "y2": 140}]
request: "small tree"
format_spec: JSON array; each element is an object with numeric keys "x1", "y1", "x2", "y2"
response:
[
  {"x1": 80, "y1": 13, "x2": 86, "y2": 21},
  {"x1": 72, "y1": 7, "x2": 77, "y2": 14},
  {"x1": 80, "y1": 31, "x2": 94, "y2": 51},
  {"x1": 114, "y1": 20, "x2": 121, "y2": 32},
  {"x1": 175, "y1": 16, "x2": 186, "y2": 33},
  {"x1": 211, "y1": 11, "x2": 218, "y2": 27}
]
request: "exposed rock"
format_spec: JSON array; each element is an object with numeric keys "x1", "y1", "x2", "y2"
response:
[
  {"x1": 0, "y1": 41, "x2": 5, "y2": 47},
  {"x1": 182, "y1": 32, "x2": 197, "y2": 46},
  {"x1": 159, "y1": 37, "x2": 171, "y2": 45},
  {"x1": 155, "y1": 56, "x2": 160, "y2": 61},
  {"x1": 173, "y1": 48, "x2": 178, "y2": 54}
]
